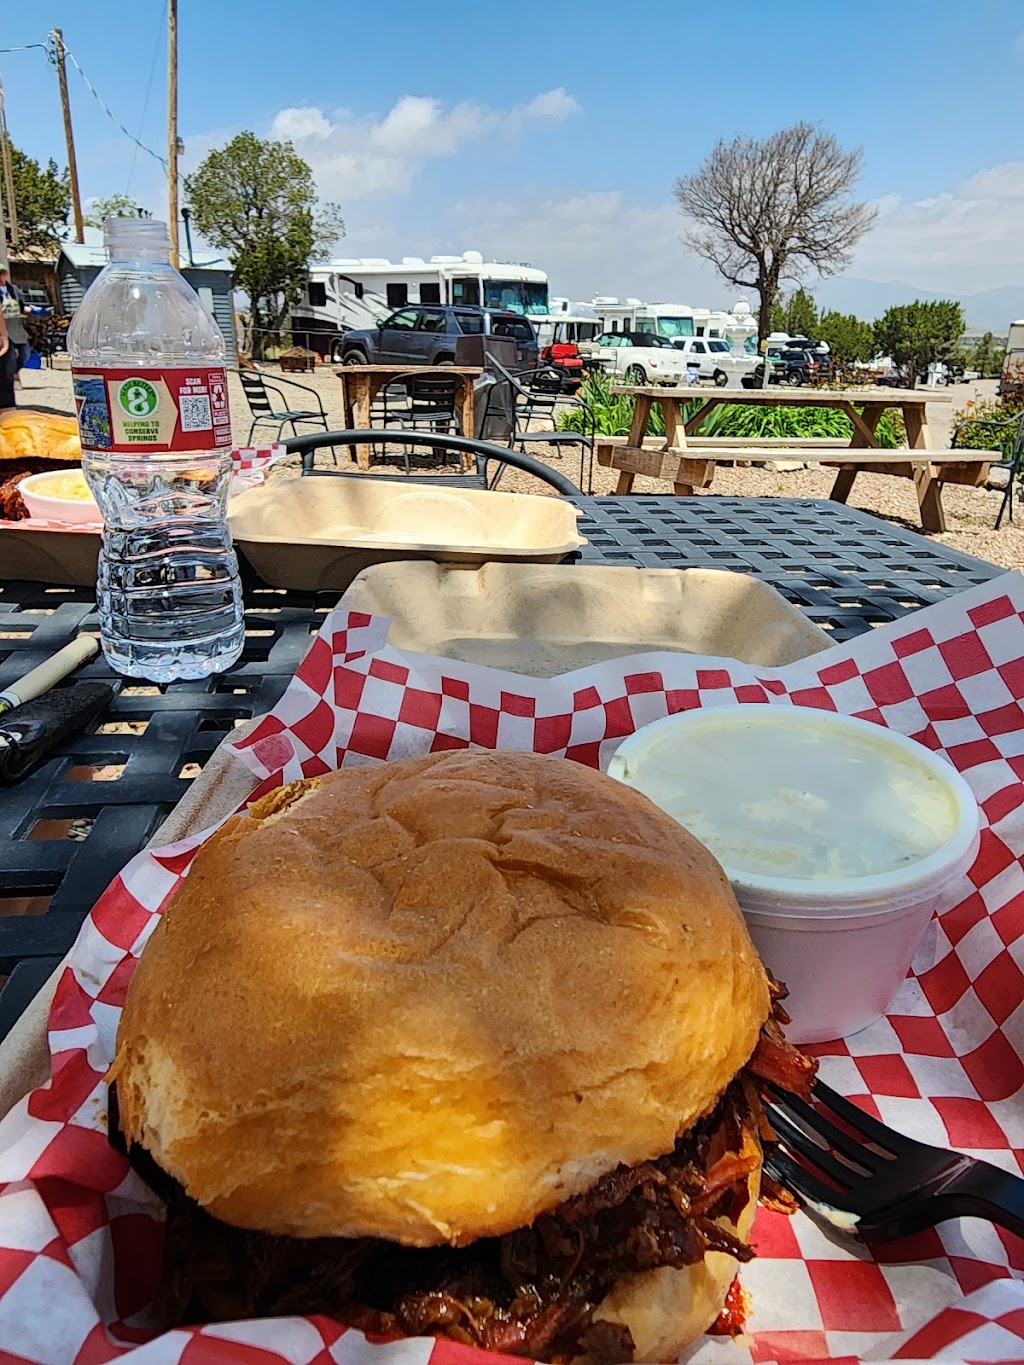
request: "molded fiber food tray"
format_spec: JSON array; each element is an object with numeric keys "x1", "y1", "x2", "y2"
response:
[
  {"x1": 340, "y1": 561, "x2": 831, "y2": 674},
  {"x1": 227, "y1": 478, "x2": 587, "y2": 591}
]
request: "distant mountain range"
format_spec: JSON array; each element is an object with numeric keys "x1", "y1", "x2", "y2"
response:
[{"x1": 814, "y1": 278, "x2": 1024, "y2": 333}]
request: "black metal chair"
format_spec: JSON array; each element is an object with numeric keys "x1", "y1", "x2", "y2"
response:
[
  {"x1": 284, "y1": 430, "x2": 580, "y2": 496},
  {"x1": 951, "y1": 409, "x2": 1024, "y2": 529},
  {"x1": 234, "y1": 367, "x2": 331, "y2": 445},
  {"x1": 482, "y1": 357, "x2": 596, "y2": 492}
]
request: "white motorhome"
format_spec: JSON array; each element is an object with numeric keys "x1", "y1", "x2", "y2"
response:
[
  {"x1": 588, "y1": 297, "x2": 758, "y2": 351},
  {"x1": 1000, "y1": 319, "x2": 1024, "y2": 393},
  {"x1": 537, "y1": 298, "x2": 603, "y2": 349},
  {"x1": 290, "y1": 251, "x2": 550, "y2": 359}
]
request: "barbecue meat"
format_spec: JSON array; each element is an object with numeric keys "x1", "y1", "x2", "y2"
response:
[{"x1": 153, "y1": 1076, "x2": 769, "y2": 1360}]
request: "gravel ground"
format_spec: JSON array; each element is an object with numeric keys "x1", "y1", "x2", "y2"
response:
[{"x1": 19, "y1": 363, "x2": 1020, "y2": 571}]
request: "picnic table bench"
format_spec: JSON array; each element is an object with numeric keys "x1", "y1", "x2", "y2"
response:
[{"x1": 600, "y1": 385, "x2": 992, "y2": 532}]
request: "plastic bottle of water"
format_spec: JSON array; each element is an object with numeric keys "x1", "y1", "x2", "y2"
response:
[{"x1": 68, "y1": 218, "x2": 244, "y2": 681}]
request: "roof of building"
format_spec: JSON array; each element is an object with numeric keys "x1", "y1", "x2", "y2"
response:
[{"x1": 60, "y1": 239, "x2": 230, "y2": 273}]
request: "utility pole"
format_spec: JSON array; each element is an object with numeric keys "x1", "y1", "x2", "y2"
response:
[
  {"x1": 168, "y1": 0, "x2": 179, "y2": 265},
  {"x1": 0, "y1": 62, "x2": 10, "y2": 266},
  {"x1": 52, "y1": 30, "x2": 84, "y2": 244}
]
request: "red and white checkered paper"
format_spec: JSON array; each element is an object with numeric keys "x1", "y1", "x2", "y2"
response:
[{"x1": 3, "y1": 572, "x2": 1024, "y2": 1365}]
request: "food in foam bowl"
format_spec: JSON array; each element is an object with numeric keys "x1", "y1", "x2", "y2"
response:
[{"x1": 17, "y1": 468, "x2": 101, "y2": 525}]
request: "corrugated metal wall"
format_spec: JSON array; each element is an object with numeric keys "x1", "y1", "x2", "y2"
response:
[
  {"x1": 190, "y1": 270, "x2": 238, "y2": 361},
  {"x1": 58, "y1": 260, "x2": 237, "y2": 361}
]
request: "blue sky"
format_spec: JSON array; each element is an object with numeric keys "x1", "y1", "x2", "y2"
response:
[{"x1": 4, "y1": 0, "x2": 1024, "y2": 312}]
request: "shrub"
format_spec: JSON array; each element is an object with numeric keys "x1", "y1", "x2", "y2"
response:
[{"x1": 951, "y1": 394, "x2": 1024, "y2": 461}]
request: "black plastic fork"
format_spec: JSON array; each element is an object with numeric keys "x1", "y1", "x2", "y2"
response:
[{"x1": 763, "y1": 1078, "x2": 1024, "y2": 1243}]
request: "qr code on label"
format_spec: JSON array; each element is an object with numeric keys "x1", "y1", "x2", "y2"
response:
[{"x1": 179, "y1": 394, "x2": 212, "y2": 432}]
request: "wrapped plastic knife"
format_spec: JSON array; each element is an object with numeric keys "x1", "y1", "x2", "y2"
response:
[
  {"x1": 0, "y1": 635, "x2": 101, "y2": 717},
  {"x1": 0, "y1": 682, "x2": 115, "y2": 784}
]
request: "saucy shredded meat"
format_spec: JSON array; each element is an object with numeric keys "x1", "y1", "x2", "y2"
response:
[{"x1": 138, "y1": 991, "x2": 815, "y2": 1362}]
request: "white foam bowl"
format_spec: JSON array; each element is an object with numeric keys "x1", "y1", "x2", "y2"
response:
[
  {"x1": 18, "y1": 469, "x2": 101, "y2": 526},
  {"x1": 607, "y1": 705, "x2": 981, "y2": 1043}
]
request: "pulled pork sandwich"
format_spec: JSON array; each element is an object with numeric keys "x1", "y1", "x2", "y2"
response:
[
  {"x1": 0, "y1": 409, "x2": 83, "y2": 519},
  {"x1": 111, "y1": 750, "x2": 814, "y2": 1362}
]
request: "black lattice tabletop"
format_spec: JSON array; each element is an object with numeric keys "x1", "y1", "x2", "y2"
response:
[
  {"x1": 0, "y1": 496, "x2": 1003, "y2": 1035},
  {"x1": 574, "y1": 498, "x2": 1000, "y2": 641}
]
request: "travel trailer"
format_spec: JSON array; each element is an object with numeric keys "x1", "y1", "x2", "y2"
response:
[
  {"x1": 536, "y1": 298, "x2": 603, "y2": 348},
  {"x1": 290, "y1": 252, "x2": 550, "y2": 359},
  {"x1": 588, "y1": 298, "x2": 758, "y2": 351},
  {"x1": 1000, "y1": 319, "x2": 1024, "y2": 394}
]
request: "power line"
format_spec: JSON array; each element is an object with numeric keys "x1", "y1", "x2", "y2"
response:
[
  {"x1": 127, "y1": 9, "x2": 164, "y2": 193},
  {"x1": 55, "y1": 35, "x2": 167, "y2": 169}
]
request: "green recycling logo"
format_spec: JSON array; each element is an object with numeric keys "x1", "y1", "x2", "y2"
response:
[{"x1": 117, "y1": 377, "x2": 159, "y2": 418}]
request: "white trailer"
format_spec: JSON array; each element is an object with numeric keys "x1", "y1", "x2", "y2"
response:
[
  {"x1": 290, "y1": 251, "x2": 550, "y2": 359},
  {"x1": 1000, "y1": 320, "x2": 1024, "y2": 394},
  {"x1": 588, "y1": 297, "x2": 758, "y2": 351}
]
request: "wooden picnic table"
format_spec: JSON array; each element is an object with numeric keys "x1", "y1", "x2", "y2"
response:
[
  {"x1": 602, "y1": 384, "x2": 989, "y2": 532},
  {"x1": 335, "y1": 364, "x2": 483, "y2": 469}
]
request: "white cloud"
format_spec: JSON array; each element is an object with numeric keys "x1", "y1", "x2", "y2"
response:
[
  {"x1": 449, "y1": 189, "x2": 734, "y2": 306},
  {"x1": 265, "y1": 88, "x2": 580, "y2": 201},
  {"x1": 851, "y1": 161, "x2": 1024, "y2": 291}
]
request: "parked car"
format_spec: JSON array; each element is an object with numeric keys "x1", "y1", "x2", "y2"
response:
[
  {"x1": 669, "y1": 337, "x2": 758, "y2": 386},
  {"x1": 338, "y1": 305, "x2": 539, "y2": 369},
  {"x1": 742, "y1": 344, "x2": 833, "y2": 388},
  {"x1": 873, "y1": 369, "x2": 914, "y2": 389},
  {"x1": 582, "y1": 331, "x2": 689, "y2": 385}
]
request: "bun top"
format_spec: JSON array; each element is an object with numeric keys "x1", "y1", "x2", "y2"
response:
[{"x1": 114, "y1": 750, "x2": 770, "y2": 1245}]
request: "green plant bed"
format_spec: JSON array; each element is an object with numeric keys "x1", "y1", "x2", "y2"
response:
[
  {"x1": 951, "y1": 395, "x2": 1024, "y2": 464},
  {"x1": 561, "y1": 373, "x2": 906, "y2": 447}
]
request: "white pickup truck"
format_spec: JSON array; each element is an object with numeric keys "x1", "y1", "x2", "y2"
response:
[
  {"x1": 670, "y1": 337, "x2": 758, "y2": 387},
  {"x1": 580, "y1": 331, "x2": 689, "y2": 384}
]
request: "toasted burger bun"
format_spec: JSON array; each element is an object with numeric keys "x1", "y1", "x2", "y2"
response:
[
  {"x1": 587, "y1": 1166, "x2": 759, "y2": 1363},
  {"x1": 114, "y1": 750, "x2": 770, "y2": 1245}
]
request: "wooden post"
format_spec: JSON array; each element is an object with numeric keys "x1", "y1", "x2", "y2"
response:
[
  {"x1": 52, "y1": 30, "x2": 84, "y2": 245},
  {"x1": 167, "y1": 0, "x2": 179, "y2": 265}
]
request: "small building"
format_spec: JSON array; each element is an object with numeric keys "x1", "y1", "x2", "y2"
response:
[{"x1": 56, "y1": 240, "x2": 237, "y2": 360}]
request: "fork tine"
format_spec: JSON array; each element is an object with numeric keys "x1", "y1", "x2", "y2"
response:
[
  {"x1": 763, "y1": 1147, "x2": 849, "y2": 1209},
  {"x1": 768, "y1": 1087, "x2": 886, "y2": 1170},
  {"x1": 811, "y1": 1080, "x2": 908, "y2": 1156},
  {"x1": 768, "y1": 1105, "x2": 862, "y2": 1190}
]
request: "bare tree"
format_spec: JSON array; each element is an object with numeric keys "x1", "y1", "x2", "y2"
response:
[{"x1": 675, "y1": 124, "x2": 877, "y2": 343}]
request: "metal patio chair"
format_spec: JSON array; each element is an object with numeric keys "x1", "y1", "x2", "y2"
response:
[
  {"x1": 235, "y1": 367, "x2": 331, "y2": 445},
  {"x1": 284, "y1": 429, "x2": 579, "y2": 495},
  {"x1": 482, "y1": 358, "x2": 596, "y2": 492},
  {"x1": 951, "y1": 408, "x2": 1024, "y2": 529}
]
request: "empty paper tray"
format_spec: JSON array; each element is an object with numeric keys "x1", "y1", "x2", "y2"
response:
[
  {"x1": 340, "y1": 561, "x2": 831, "y2": 675},
  {"x1": 228, "y1": 478, "x2": 586, "y2": 591}
]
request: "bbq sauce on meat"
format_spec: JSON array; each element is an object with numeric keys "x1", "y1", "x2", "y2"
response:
[
  {"x1": 156, "y1": 1082, "x2": 757, "y2": 1361},
  {"x1": 137, "y1": 994, "x2": 815, "y2": 1362}
]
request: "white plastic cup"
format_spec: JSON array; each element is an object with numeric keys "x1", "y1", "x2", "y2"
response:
[{"x1": 607, "y1": 705, "x2": 981, "y2": 1044}]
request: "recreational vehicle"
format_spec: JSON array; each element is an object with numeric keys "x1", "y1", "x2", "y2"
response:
[{"x1": 290, "y1": 252, "x2": 550, "y2": 359}]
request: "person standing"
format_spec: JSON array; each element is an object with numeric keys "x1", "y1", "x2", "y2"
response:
[
  {"x1": 0, "y1": 269, "x2": 31, "y2": 376},
  {"x1": 0, "y1": 310, "x2": 13, "y2": 409}
]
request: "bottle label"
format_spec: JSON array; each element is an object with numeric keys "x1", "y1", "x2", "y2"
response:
[{"x1": 72, "y1": 366, "x2": 232, "y2": 451}]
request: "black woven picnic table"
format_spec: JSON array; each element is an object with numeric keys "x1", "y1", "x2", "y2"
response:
[{"x1": 0, "y1": 497, "x2": 1002, "y2": 1037}]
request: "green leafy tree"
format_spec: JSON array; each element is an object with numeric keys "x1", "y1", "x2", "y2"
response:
[
  {"x1": 85, "y1": 194, "x2": 148, "y2": 227},
  {"x1": 675, "y1": 123, "x2": 876, "y2": 343},
  {"x1": 817, "y1": 310, "x2": 876, "y2": 363},
  {"x1": 966, "y1": 331, "x2": 1005, "y2": 378},
  {"x1": 5, "y1": 141, "x2": 70, "y2": 255},
  {"x1": 769, "y1": 288, "x2": 819, "y2": 337},
  {"x1": 184, "y1": 132, "x2": 344, "y2": 358},
  {"x1": 873, "y1": 300, "x2": 965, "y2": 387}
]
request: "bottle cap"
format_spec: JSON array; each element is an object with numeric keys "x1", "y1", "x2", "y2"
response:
[{"x1": 103, "y1": 218, "x2": 172, "y2": 261}]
